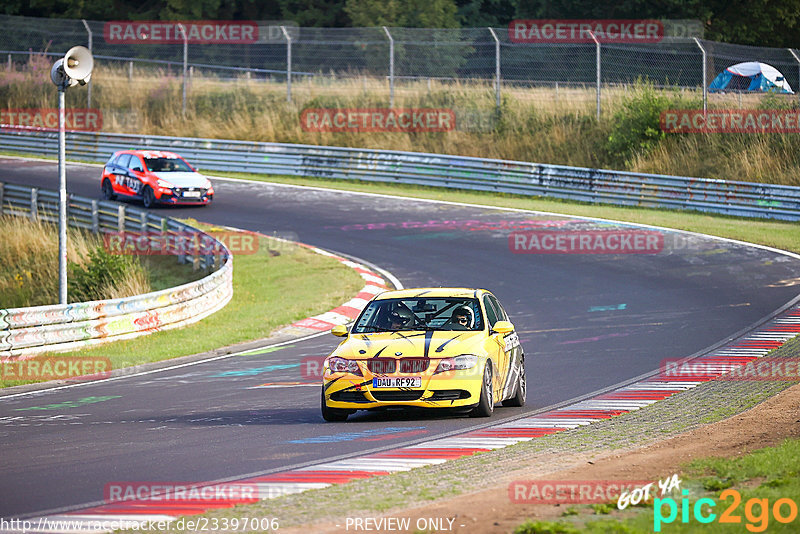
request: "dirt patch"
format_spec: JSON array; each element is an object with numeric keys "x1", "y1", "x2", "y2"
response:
[{"x1": 284, "y1": 382, "x2": 800, "y2": 533}]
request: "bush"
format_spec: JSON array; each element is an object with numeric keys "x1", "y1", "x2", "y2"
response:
[
  {"x1": 605, "y1": 83, "x2": 674, "y2": 164},
  {"x1": 68, "y1": 246, "x2": 144, "y2": 303}
]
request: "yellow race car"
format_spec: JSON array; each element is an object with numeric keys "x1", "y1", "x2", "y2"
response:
[{"x1": 321, "y1": 288, "x2": 525, "y2": 421}]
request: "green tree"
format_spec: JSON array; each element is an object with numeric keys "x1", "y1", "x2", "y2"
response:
[{"x1": 345, "y1": 0, "x2": 459, "y2": 27}]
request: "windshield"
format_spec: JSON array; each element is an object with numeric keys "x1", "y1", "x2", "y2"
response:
[
  {"x1": 145, "y1": 157, "x2": 194, "y2": 172},
  {"x1": 352, "y1": 297, "x2": 484, "y2": 333}
]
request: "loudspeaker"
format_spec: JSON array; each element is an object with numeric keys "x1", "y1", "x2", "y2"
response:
[{"x1": 63, "y1": 46, "x2": 93, "y2": 85}]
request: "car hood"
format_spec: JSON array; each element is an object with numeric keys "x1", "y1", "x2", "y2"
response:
[
  {"x1": 152, "y1": 171, "x2": 209, "y2": 188},
  {"x1": 331, "y1": 330, "x2": 488, "y2": 360}
]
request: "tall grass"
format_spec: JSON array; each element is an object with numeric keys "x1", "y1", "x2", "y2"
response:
[
  {"x1": 2, "y1": 60, "x2": 800, "y2": 185},
  {"x1": 0, "y1": 215, "x2": 150, "y2": 307}
]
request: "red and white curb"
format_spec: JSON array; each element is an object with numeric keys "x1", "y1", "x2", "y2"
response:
[
  {"x1": 277, "y1": 244, "x2": 389, "y2": 334},
  {"x1": 14, "y1": 305, "x2": 800, "y2": 531}
]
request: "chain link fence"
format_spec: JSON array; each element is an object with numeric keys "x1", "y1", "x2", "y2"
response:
[{"x1": 1, "y1": 14, "x2": 799, "y2": 116}]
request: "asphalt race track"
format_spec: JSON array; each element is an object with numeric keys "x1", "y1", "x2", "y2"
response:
[{"x1": 2, "y1": 157, "x2": 800, "y2": 518}]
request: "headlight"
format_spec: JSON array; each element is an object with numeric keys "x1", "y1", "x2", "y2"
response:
[
  {"x1": 202, "y1": 178, "x2": 212, "y2": 189},
  {"x1": 326, "y1": 356, "x2": 363, "y2": 376},
  {"x1": 434, "y1": 354, "x2": 479, "y2": 374},
  {"x1": 157, "y1": 179, "x2": 174, "y2": 189}
]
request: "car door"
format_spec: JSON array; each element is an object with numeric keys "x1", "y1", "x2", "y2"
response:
[
  {"x1": 111, "y1": 154, "x2": 135, "y2": 194},
  {"x1": 482, "y1": 294, "x2": 506, "y2": 399},
  {"x1": 486, "y1": 293, "x2": 519, "y2": 400},
  {"x1": 127, "y1": 155, "x2": 147, "y2": 196}
]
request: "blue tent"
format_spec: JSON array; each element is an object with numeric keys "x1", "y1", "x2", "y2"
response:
[{"x1": 709, "y1": 61, "x2": 794, "y2": 94}]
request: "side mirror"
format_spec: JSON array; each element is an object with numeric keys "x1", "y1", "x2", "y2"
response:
[
  {"x1": 492, "y1": 320, "x2": 514, "y2": 334},
  {"x1": 331, "y1": 325, "x2": 348, "y2": 337}
]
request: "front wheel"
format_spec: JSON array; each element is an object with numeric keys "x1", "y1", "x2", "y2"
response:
[
  {"x1": 142, "y1": 185, "x2": 156, "y2": 209},
  {"x1": 470, "y1": 363, "x2": 494, "y2": 417},
  {"x1": 321, "y1": 388, "x2": 349, "y2": 422}
]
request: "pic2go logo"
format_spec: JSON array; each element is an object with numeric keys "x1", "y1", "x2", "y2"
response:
[{"x1": 654, "y1": 489, "x2": 799, "y2": 532}]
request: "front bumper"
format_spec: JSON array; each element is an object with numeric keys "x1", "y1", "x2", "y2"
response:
[{"x1": 323, "y1": 375, "x2": 480, "y2": 410}]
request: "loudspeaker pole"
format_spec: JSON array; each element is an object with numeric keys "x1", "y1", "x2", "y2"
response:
[{"x1": 58, "y1": 83, "x2": 67, "y2": 304}]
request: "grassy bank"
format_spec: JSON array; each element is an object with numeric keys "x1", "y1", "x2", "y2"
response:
[
  {"x1": 0, "y1": 226, "x2": 365, "y2": 388},
  {"x1": 2, "y1": 57, "x2": 799, "y2": 185},
  {"x1": 514, "y1": 438, "x2": 800, "y2": 533}
]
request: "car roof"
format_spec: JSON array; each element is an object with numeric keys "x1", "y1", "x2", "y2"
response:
[
  {"x1": 373, "y1": 288, "x2": 489, "y2": 300},
  {"x1": 117, "y1": 149, "x2": 183, "y2": 159}
]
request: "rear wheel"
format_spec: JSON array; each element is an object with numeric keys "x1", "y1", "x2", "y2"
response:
[
  {"x1": 321, "y1": 388, "x2": 349, "y2": 422},
  {"x1": 470, "y1": 363, "x2": 494, "y2": 417},
  {"x1": 142, "y1": 186, "x2": 156, "y2": 209},
  {"x1": 503, "y1": 357, "x2": 526, "y2": 407},
  {"x1": 101, "y1": 179, "x2": 116, "y2": 200}
]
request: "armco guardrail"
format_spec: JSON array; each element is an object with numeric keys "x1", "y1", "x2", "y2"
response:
[
  {"x1": 2, "y1": 129, "x2": 800, "y2": 220},
  {"x1": 0, "y1": 181, "x2": 233, "y2": 358}
]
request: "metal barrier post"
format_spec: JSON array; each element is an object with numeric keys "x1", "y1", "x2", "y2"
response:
[
  {"x1": 30, "y1": 187, "x2": 38, "y2": 221},
  {"x1": 117, "y1": 204, "x2": 125, "y2": 231},
  {"x1": 91, "y1": 200, "x2": 99, "y2": 233},
  {"x1": 488, "y1": 27, "x2": 501, "y2": 112},
  {"x1": 281, "y1": 26, "x2": 292, "y2": 103},
  {"x1": 789, "y1": 49, "x2": 800, "y2": 108},
  {"x1": 81, "y1": 19, "x2": 93, "y2": 108},
  {"x1": 694, "y1": 38, "x2": 707, "y2": 113},
  {"x1": 383, "y1": 26, "x2": 394, "y2": 108},
  {"x1": 0, "y1": 182, "x2": 4, "y2": 215},
  {"x1": 589, "y1": 31, "x2": 600, "y2": 120}
]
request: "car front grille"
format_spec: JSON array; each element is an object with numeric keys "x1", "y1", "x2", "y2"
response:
[
  {"x1": 371, "y1": 391, "x2": 424, "y2": 401},
  {"x1": 171, "y1": 187, "x2": 209, "y2": 202},
  {"x1": 366, "y1": 358, "x2": 430, "y2": 374}
]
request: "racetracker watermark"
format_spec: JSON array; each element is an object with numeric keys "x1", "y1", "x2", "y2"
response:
[
  {"x1": 103, "y1": 231, "x2": 258, "y2": 256},
  {"x1": 509, "y1": 19, "x2": 664, "y2": 43},
  {"x1": 660, "y1": 357, "x2": 800, "y2": 381},
  {"x1": 300, "y1": 108, "x2": 456, "y2": 133},
  {"x1": 661, "y1": 109, "x2": 800, "y2": 133},
  {"x1": 509, "y1": 230, "x2": 664, "y2": 254},
  {"x1": 1, "y1": 357, "x2": 111, "y2": 381},
  {"x1": 104, "y1": 482, "x2": 259, "y2": 504},
  {"x1": 104, "y1": 21, "x2": 258, "y2": 44},
  {"x1": 1, "y1": 109, "x2": 102, "y2": 132},
  {"x1": 509, "y1": 480, "x2": 651, "y2": 504}
]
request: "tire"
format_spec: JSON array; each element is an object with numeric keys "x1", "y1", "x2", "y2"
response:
[
  {"x1": 470, "y1": 363, "x2": 494, "y2": 417},
  {"x1": 503, "y1": 356, "x2": 526, "y2": 407},
  {"x1": 101, "y1": 179, "x2": 116, "y2": 200},
  {"x1": 142, "y1": 186, "x2": 155, "y2": 209},
  {"x1": 321, "y1": 388, "x2": 349, "y2": 422}
]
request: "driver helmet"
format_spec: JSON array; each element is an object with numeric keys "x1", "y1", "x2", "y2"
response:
[
  {"x1": 388, "y1": 306, "x2": 413, "y2": 328},
  {"x1": 451, "y1": 305, "x2": 474, "y2": 328}
]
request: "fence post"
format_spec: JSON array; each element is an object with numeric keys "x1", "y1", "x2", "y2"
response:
[
  {"x1": 589, "y1": 31, "x2": 600, "y2": 120},
  {"x1": 117, "y1": 204, "x2": 125, "y2": 231},
  {"x1": 82, "y1": 19, "x2": 93, "y2": 108},
  {"x1": 281, "y1": 26, "x2": 292, "y2": 103},
  {"x1": 0, "y1": 182, "x2": 4, "y2": 216},
  {"x1": 488, "y1": 27, "x2": 501, "y2": 112},
  {"x1": 30, "y1": 188, "x2": 38, "y2": 221},
  {"x1": 383, "y1": 26, "x2": 394, "y2": 108},
  {"x1": 128, "y1": 61, "x2": 133, "y2": 80},
  {"x1": 6, "y1": 54, "x2": 10, "y2": 70},
  {"x1": 177, "y1": 23, "x2": 188, "y2": 118},
  {"x1": 694, "y1": 38, "x2": 707, "y2": 113},
  {"x1": 89, "y1": 199, "x2": 98, "y2": 233},
  {"x1": 140, "y1": 211, "x2": 148, "y2": 232},
  {"x1": 789, "y1": 48, "x2": 800, "y2": 108}
]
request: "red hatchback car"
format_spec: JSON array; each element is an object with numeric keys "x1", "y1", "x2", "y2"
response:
[{"x1": 101, "y1": 150, "x2": 214, "y2": 208}]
